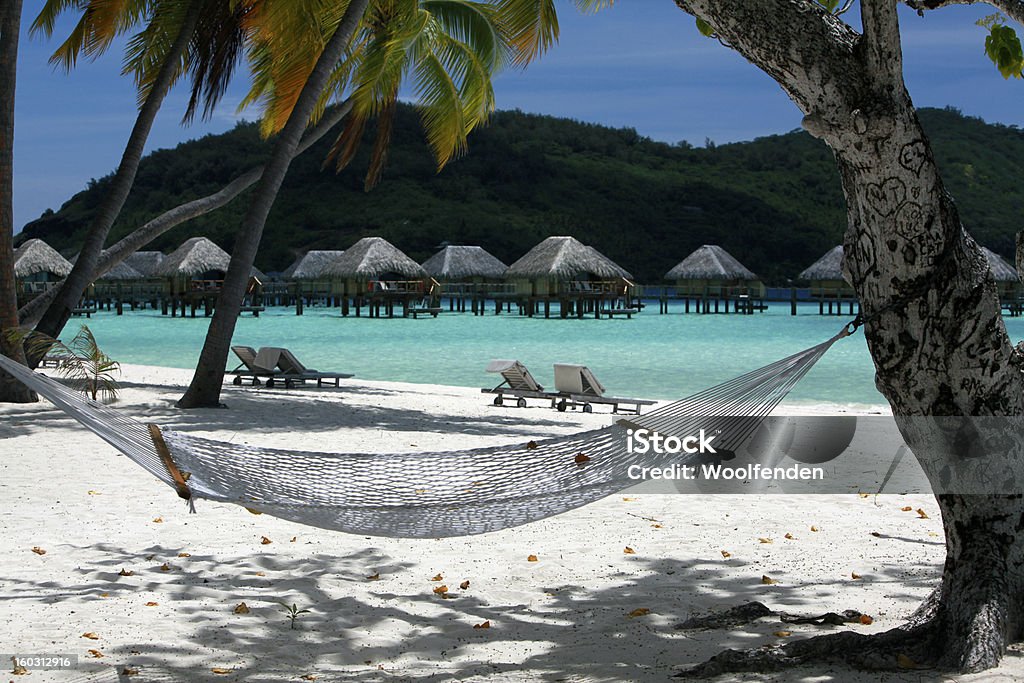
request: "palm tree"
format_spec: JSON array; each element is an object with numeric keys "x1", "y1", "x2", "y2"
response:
[
  {"x1": 0, "y1": 0, "x2": 36, "y2": 403},
  {"x1": 178, "y1": 0, "x2": 563, "y2": 407}
]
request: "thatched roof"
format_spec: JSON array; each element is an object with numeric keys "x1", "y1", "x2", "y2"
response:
[
  {"x1": 71, "y1": 253, "x2": 143, "y2": 281},
  {"x1": 157, "y1": 237, "x2": 232, "y2": 277},
  {"x1": 981, "y1": 246, "x2": 1019, "y2": 282},
  {"x1": 422, "y1": 245, "x2": 508, "y2": 280},
  {"x1": 13, "y1": 239, "x2": 73, "y2": 278},
  {"x1": 322, "y1": 237, "x2": 426, "y2": 279},
  {"x1": 505, "y1": 236, "x2": 633, "y2": 280},
  {"x1": 799, "y1": 245, "x2": 846, "y2": 281},
  {"x1": 124, "y1": 251, "x2": 165, "y2": 276},
  {"x1": 283, "y1": 250, "x2": 344, "y2": 280},
  {"x1": 665, "y1": 245, "x2": 758, "y2": 281}
]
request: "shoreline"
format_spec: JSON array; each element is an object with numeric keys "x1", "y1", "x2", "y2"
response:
[{"x1": 6, "y1": 363, "x2": 1012, "y2": 682}]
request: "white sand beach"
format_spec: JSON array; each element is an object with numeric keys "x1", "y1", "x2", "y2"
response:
[{"x1": 1, "y1": 365, "x2": 1021, "y2": 682}]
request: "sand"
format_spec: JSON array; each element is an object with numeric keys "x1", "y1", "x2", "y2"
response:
[{"x1": 1, "y1": 364, "x2": 1021, "y2": 682}]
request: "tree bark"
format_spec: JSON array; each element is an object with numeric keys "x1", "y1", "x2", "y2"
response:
[
  {"x1": 675, "y1": 0, "x2": 1024, "y2": 672},
  {"x1": 177, "y1": 0, "x2": 370, "y2": 408},
  {"x1": 16, "y1": 99, "x2": 353, "y2": 328},
  {"x1": 31, "y1": 0, "x2": 203, "y2": 347},
  {"x1": 0, "y1": 0, "x2": 36, "y2": 403}
]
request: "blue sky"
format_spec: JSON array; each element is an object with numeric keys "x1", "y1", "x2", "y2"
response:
[{"x1": 12, "y1": 1, "x2": 1023, "y2": 232}]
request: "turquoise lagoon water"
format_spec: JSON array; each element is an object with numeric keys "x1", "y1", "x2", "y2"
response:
[{"x1": 73, "y1": 301, "x2": 1024, "y2": 406}]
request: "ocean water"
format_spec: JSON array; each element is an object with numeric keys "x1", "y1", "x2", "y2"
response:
[{"x1": 69, "y1": 301, "x2": 1024, "y2": 407}]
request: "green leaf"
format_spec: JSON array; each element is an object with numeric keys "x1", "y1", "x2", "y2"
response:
[
  {"x1": 695, "y1": 17, "x2": 714, "y2": 38},
  {"x1": 984, "y1": 24, "x2": 1024, "y2": 79}
]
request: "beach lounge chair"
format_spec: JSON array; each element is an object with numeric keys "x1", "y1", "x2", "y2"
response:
[
  {"x1": 255, "y1": 347, "x2": 353, "y2": 388},
  {"x1": 229, "y1": 345, "x2": 279, "y2": 386},
  {"x1": 481, "y1": 359, "x2": 554, "y2": 408},
  {"x1": 552, "y1": 364, "x2": 656, "y2": 415}
]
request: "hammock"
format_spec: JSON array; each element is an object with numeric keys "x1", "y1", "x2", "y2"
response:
[{"x1": 0, "y1": 325, "x2": 853, "y2": 538}]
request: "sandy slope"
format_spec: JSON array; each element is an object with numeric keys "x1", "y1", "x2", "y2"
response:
[{"x1": 1, "y1": 365, "x2": 1020, "y2": 682}]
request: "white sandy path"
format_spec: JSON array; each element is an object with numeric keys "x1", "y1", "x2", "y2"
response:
[{"x1": 0, "y1": 364, "x2": 1021, "y2": 682}]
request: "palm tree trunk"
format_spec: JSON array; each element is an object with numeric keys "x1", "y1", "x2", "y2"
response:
[
  {"x1": 0, "y1": 0, "x2": 36, "y2": 403},
  {"x1": 31, "y1": 0, "x2": 203, "y2": 346},
  {"x1": 16, "y1": 99, "x2": 353, "y2": 327},
  {"x1": 178, "y1": 0, "x2": 370, "y2": 408}
]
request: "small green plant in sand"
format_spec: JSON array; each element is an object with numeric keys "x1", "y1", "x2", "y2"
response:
[
  {"x1": 10, "y1": 325, "x2": 120, "y2": 402},
  {"x1": 280, "y1": 602, "x2": 311, "y2": 629}
]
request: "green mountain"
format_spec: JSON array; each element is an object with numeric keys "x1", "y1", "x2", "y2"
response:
[{"x1": 18, "y1": 106, "x2": 1024, "y2": 284}]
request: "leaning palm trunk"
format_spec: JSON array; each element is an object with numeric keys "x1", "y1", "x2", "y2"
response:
[
  {"x1": 178, "y1": 0, "x2": 370, "y2": 408},
  {"x1": 31, "y1": 0, "x2": 203, "y2": 349},
  {"x1": 0, "y1": 0, "x2": 36, "y2": 403},
  {"x1": 16, "y1": 99, "x2": 353, "y2": 328},
  {"x1": 673, "y1": 0, "x2": 1024, "y2": 674}
]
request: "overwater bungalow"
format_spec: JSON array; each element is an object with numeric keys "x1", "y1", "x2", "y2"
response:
[
  {"x1": 665, "y1": 244, "x2": 765, "y2": 314},
  {"x1": 282, "y1": 250, "x2": 344, "y2": 313},
  {"x1": 981, "y1": 246, "x2": 1022, "y2": 314},
  {"x1": 75, "y1": 256, "x2": 143, "y2": 314},
  {"x1": 322, "y1": 237, "x2": 436, "y2": 317},
  {"x1": 504, "y1": 236, "x2": 639, "y2": 319},
  {"x1": 156, "y1": 237, "x2": 265, "y2": 317},
  {"x1": 421, "y1": 245, "x2": 509, "y2": 313},
  {"x1": 13, "y1": 239, "x2": 73, "y2": 305},
  {"x1": 799, "y1": 245, "x2": 858, "y2": 315}
]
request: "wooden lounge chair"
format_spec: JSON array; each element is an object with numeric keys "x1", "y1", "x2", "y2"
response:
[
  {"x1": 228, "y1": 345, "x2": 279, "y2": 386},
  {"x1": 255, "y1": 347, "x2": 354, "y2": 388},
  {"x1": 481, "y1": 359, "x2": 555, "y2": 408},
  {"x1": 552, "y1": 363, "x2": 656, "y2": 415}
]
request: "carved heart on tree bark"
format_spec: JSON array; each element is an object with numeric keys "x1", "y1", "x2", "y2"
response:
[{"x1": 865, "y1": 178, "x2": 907, "y2": 217}]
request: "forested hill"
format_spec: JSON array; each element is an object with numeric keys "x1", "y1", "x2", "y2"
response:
[{"x1": 18, "y1": 106, "x2": 1024, "y2": 284}]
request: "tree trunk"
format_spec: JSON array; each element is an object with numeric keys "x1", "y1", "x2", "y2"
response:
[
  {"x1": 30, "y1": 0, "x2": 203, "y2": 349},
  {"x1": 15, "y1": 99, "x2": 353, "y2": 327},
  {"x1": 673, "y1": 0, "x2": 1024, "y2": 672},
  {"x1": 177, "y1": 0, "x2": 369, "y2": 408},
  {"x1": 0, "y1": 0, "x2": 36, "y2": 403}
]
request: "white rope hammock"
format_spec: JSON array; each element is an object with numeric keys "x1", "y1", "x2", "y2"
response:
[{"x1": 0, "y1": 327, "x2": 852, "y2": 538}]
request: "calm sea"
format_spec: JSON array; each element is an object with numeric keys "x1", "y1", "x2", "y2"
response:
[{"x1": 71, "y1": 301, "x2": 1024, "y2": 407}]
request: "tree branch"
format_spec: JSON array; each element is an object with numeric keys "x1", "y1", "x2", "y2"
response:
[
  {"x1": 905, "y1": 0, "x2": 1024, "y2": 27},
  {"x1": 862, "y1": 0, "x2": 906, "y2": 88}
]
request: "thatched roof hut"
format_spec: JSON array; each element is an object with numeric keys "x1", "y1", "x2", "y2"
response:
[
  {"x1": 322, "y1": 237, "x2": 426, "y2": 280},
  {"x1": 283, "y1": 250, "x2": 344, "y2": 280},
  {"x1": 799, "y1": 246, "x2": 846, "y2": 282},
  {"x1": 124, "y1": 251, "x2": 166, "y2": 277},
  {"x1": 506, "y1": 236, "x2": 632, "y2": 280},
  {"x1": 422, "y1": 245, "x2": 507, "y2": 281},
  {"x1": 71, "y1": 253, "x2": 143, "y2": 281},
  {"x1": 156, "y1": 237, "x2": 265, "y2": 280},
  {"x1": 13, "y1": 239, "x2": 73, "y2": 279},
  {"x1": 666, "y1": 245, "x2": 757, "y2": 281},
  {"x1": 981, "y1": 247, "x2": 1018, "y2": 282}
]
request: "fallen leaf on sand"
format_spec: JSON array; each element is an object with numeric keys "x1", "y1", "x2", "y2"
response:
[
  {"x1": 87, "y1": 650, "x2": 103, "y2": 658},
  {"x1": 858, "y1": 492, "x2": 870, "y2": 498},
  {"x1": 367, "y1": 573, "x2": 380, "y2": 581},
  {"x1": 118, "y1": 569, "x2": 134, "y2": 576},
  {"x1": 916, "y1": 508, "x2": 930, "y2": 519},
  {"x1": 474, "y1": 620, "x2": 490, "y2": 629},
  {"x1": 810, "y1": 526, "x2": 819, "y2": 532},
  {"x1": 652, "y1": 524, "x2": 663, "y2": 529},
  {"x1": 212, "y1": 667, "x2": 233, "y2": 674},
  {"x1": 526, "y1": 441, "x2": 538, "y2": 450},
  {"x1": 261, "y1": 536, "x2": 272, "y2": 545},
  {"x1": 761, "y1": 575, "x2": 778, "y2": 585},
  {"x1": 527, "y1": 555, "x2": 539, "y2": 562},
  {"x1": 100, "y1": 593, "x2": 109, "y2": 598},
  {"x1": 82, "y1": 632, "x2": 100, "y2": 640},
  {"x1": 433, "y1": 585, "x2": 449, "y2": 595},
  {"x1": 234, "y1": 603, "x2": 250, "y2": 614},
  {"x1": 300, "y1": 675, "x2": 318, "y2": 681},
  {"x1": 870, "y1": 532, "x2": 882, "y2": 537},
  {"x1": 721, "y1": 550, "x2": 732, "y2": 558},
  {"x1": 758, "y1": 538, "x2": 773, "y2": 544},
  {"x1": 624, "y1": 547, "x2": 636, "y2": 555},
  {"x1": 159, "y1": 563, "x2": 170, "y2": 572},
  {"x1": 246, "y1": 507, "x2": 262, "y2": 515},
  {"x1": 622, "y1": 497, "x2": 637, "y2": 502},
  {"x1": 254, "y1": 571, "x2": 266, "y2": 577},
  {"x1": 431, "y1": 573, "x2": 444, "y2": 582},
  {"x1": 12, "y1": 662, "x2": 28, "y2": 675},
  {"x1": 460, "y1": 580, "x2": 470, "y2": 590},
  {"x1": 177, "y1": 552, "x2": 191, "y2": 558},
  {"x1": 145, "y1": 602, "x2": 159, "y2": 607},
  {"x1": 122, "y1": 667, "x2": 139, "y2": 676},
  {"x1": 88, "y1": 490, "x2": 101, "y2": 496},
  {"x1": 574, "y1": 453, "x2": 591, "y2": 464},
  {"x1": 859, "y1": 614, "x2": 874, "y2": 625},
  {"x1": 851, "y1": 572, "x2": 862, "y2": 580},
  {"x1": 901, "y1": 506, "x2": 913, "y2": 512},
  {"x1": 628, "y1": 608, "x2": 651, "y2": 618},
  {"x1": 290, "y1": 537, "x2": 297, "y2": 542},
  {"x1": 152, "y1": 517, "x2": 163, "y2": 523},
  {"x1": 31, "y1": 547, "x2": 46, "y2": 555},
  {"x1": 784, "y1": 533, "x2": 795, "y2": 540},
  {"x1": 774, "y1": 631, "x2": 791, "y2": 637}
]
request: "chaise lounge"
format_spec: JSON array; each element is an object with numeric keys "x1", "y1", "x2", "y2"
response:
[
  {"x1": 255, "y1": 347, "x2": 354, "y2": 388},
  {"x1": 552, "y1": 363, "x2": 656, "y2": 415},
  {"x1": 481, "y1": 359, "x2": 554, "y2": 408}
]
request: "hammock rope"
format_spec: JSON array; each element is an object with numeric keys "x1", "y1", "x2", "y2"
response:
[{"x1": 0, "y1": 323, "x2": 856, "y2": 538}]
